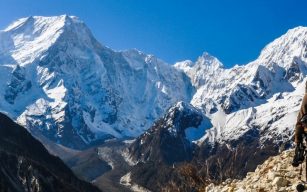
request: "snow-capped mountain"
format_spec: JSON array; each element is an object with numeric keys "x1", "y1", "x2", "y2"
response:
[
  {"x1": 0, "y1": 15, "x2": 193, "y2": 149},
  {"x1": 175, "y1": 26, "x2": 307, "y2": 145},
  {"x1": 125, "y1": 26, "x2": 307, "y2": 189},
  {"x1": 1, "y1": 14, "x2": 306, "y2": 158},
  {"x1": 1, "y1": 15, "x2": 307, "y2": 190}
]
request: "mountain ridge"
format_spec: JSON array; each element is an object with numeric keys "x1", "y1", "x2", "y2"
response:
[
  {"x1": 124, "y1": 24, "x2": 307, "y2": 190},
  {"x1": 0, "y1": 112, "x2": 101, "y2": 192},
  {"x1": 0, "y1": 15, "x2": 193, "y2": 149},
  {"x1": 0, "y1": 15, "x2": 306, "y2": 150},
  {"x1": 1, "y1": 15, "x2": 307, "y2": 191}
]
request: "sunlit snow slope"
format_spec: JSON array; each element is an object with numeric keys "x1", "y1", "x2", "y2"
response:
[
  {"x1": 0, "y1": 15, "x2": 193, "y2": 149},
  {"x1": 175, "y1": 26, "x2": 307, "y2": 146}
]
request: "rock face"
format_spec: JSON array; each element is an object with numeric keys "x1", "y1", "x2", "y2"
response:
[
  {"x1": 0, "y1": 112, "x2": 101, "y2": 192},
  {"x1": 127, "y1": 102, "x2": 211, "y2": 191},
  {"x1": 207, "y1": 149, "x2": 304, "y2": 192},
  {"x1": 129, "y1": 101, "x2": 210, "y2": 165},
  {"x1": 197, "y1": 136, "x2": 284, "y2": 182}
]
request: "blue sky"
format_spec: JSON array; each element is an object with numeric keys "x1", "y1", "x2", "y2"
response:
[{"x1": 0, "y1": 0, "x2": 307, "y2": 67}]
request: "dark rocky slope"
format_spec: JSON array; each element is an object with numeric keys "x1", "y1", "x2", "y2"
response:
[
  {"x1": 0, "y1": 113, "x2": 101, "y2": 192},
  {"x1": 128, "y1": 102, "x2": 211, "y2": 191},
  {"x1": 127, "y1": 102, "x2": 293, "y2": 191},
  {"x1": 129, "y1": 102, "x2": 207, "y2": 165}
]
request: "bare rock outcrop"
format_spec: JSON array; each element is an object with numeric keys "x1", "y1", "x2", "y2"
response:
[{"x1": 207, "y1": 149, "x2": 306, "y2": 192}]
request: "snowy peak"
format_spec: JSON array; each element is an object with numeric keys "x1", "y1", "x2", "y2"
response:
[
  {"x1": 0, "y1": 15, "x2": 98, "y2": 65},
  {"x1": 4, "y1": 15, "x2": 83, "y2": 34},
  {"x1": 192, "y1": 26, "x2": 307, "y2": 142},
  {"x1": 175, "y1": 52, "x2": 224, "y2": 88},
  {"x1": 0, "y1": 16, "x2": 194, "y2": 149},
  {"x1": 5, "y1": 15, "x2": 63, "y2": 32},
  {"x1": 197, "y1": 52, "x2": 224, "y2": 69},
  {"x1": 175, "y1": 52, "x2": 223, "y2": 72},
  {"x1": 1, "y1": 15, "x2": 306, "y2": 154},
  {"x1": 257, "y1": 26, "x2": 307, "y2": 69},
  {"x1": 186, "y1": 26, "x2": 307, "y2": 116}
]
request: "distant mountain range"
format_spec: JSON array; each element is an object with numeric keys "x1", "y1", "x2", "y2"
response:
[
  {"x1": 126, "y1": 25, "x2": 307, "y2": 190},
  {"x1": 0, "y1": 15, "x2": 307, "y2": 191}
]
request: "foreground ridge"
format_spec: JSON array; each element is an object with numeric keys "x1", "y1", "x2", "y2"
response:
[
  {"x1": 0, "y1": 113, "x2": 101, "y2": 192},
  {"x1": 207, "y1": 149, "x2": 303, "y2": 192}
]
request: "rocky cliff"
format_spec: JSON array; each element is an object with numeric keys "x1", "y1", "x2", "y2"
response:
[
  {"x1": 0, "y1": 112, "x2": 101, "y2": 192},
  {"x1": 207, "y1": 149, "x2": 303, "y2": 192}
]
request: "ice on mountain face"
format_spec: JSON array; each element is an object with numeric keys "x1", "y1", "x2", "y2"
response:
[
  {"x1": 0, "y1": 16, "x2": 68, "y2": 66},
  {"x1": 0, "y1": 16, "x2": 194, "y2": 149},
  {"x1": 258, "y1": 27, "x2": 307, "y2": 69},
  {"x1": 113, "y1": 50, "x2": 194, "y2": 137},
  {"x1": 197, "y1": 80, "x2": 302, "y2": 146},
  {"x1": 185, "y1": 119, "x2": 212, "y2": 141},
  {"x1": 178, "y1": 28, "x2": 307, "y2": 116},
  {"x1": 4, "y1": 65, "x2": 32, "y2": 104}
]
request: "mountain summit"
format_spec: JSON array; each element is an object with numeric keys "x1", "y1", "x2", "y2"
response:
[
  {"x1": 0, "y1": 15, "x2": 193, "y2": 149},
  {"x1": 1, "y1": 15, "x2": 94, "y2": 65}
]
